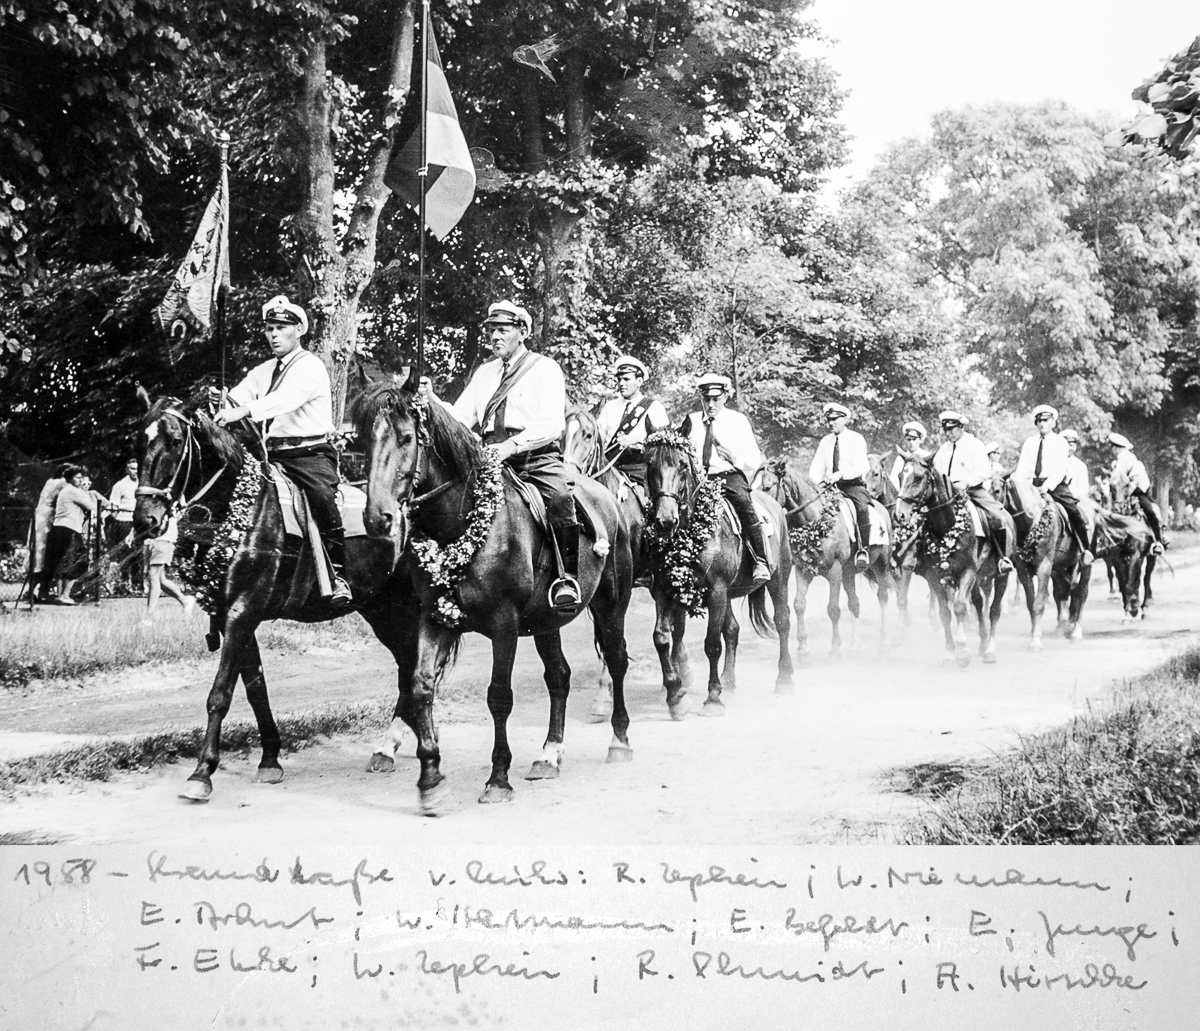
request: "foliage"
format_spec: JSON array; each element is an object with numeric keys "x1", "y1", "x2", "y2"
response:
[
  {"x1": 787, "y1": 484, "x2": 839, "y2": 572},
  {"x1": 1112, "y1": 36, "x2": 1200, "y2": 159}
]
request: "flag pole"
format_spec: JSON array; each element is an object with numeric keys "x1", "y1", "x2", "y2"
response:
[
  {"x1": 416, "y1": 0, "x2": 430, "y2": 385},
  {"x1": 215, "y1": 130, "x2": 230, "y2": 399}
]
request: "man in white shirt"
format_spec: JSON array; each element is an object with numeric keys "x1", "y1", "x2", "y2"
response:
[
  {"x1": 933, "y1": 411, "x2": 1013, "y2": 573},
  {"x1": 888, "y1": 421, "x2": 926, "y2": 492},
  {"x1": 1061, "y1": 430, "x2": 1090, "y2": 502},
  {"x1": 809, "y1": 401, "x2": 872, "y2": 570},
  {"x1": 1014, "y1": 404, "x2": 1092, "y2": 563},
  {"x1": 680, "y1": 372, "x2": 769, "y2": 586},
  {"x1": 1109, "y1": 432, "x2": 1164, "y2": 553},
  {"x1": 985, "y1": 441, "x2": 1006, "y2": 498},
  {"x1": 215, "y1": 295, "x2": 351, "y2": 607},
  {"x1": 432, "y1": 299, "x2": 582, "y2": 611},
  {"x1": 106, "y1": 456, "x2": 142, "y2": 588},
  {"x1": 595, "y1": 355, "x2": 670, "y2": 486}
]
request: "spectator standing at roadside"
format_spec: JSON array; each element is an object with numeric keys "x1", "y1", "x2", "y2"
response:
[
  {"x1": 106, "y1": 457, "x2": 142, "y2": 590},
  {"x1": 42, "y1": 466, "x2": 107, "y2": 604},
  {"x1": 30, "y1": 464, "x2": 69, "y2": 602},
  {"x1": 143, "y1": 511, "x2": 195, "y2": 619}
]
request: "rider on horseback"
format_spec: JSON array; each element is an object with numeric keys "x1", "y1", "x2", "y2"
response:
[
  {"x1": 1061, "y1": 429, "x2": 1090, "y2": 503},
  {"x1": 1014, "y1": 404, "x2": 1094, "y2": 565},
  {"x1": 427, "y1": 299, "x2": 583, "y2": 612},
  {"x1": 934, "y1": 411, "x2": 1014, "y2": 575},
  {"x1": 1108, "y1": 432, "x2": 1166, "y2": 555},
  {"x1": 681, "y1": 372, "x2": 770, "y2": 587},
  {"x1": 595, "y1": 355, "x2": 670, "y2": 488},
  {"x1": 810, "y1": 402, "x2": 872, "y2": 571},
  {"x1": 888, "y1": 421, "x2": 927, "y2": 492},
  {"x1": 216, "y1": 295, "x2": 352, "y2": 608}
]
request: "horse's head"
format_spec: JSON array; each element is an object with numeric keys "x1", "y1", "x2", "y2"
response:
[
  {"x1": 756, "y1": 457, "x2": 789, "y2": 499},
  {"x1": 352, "y1": 381, "x2": 428, "y2": 543},
  {"x1": 894, "y1": 447, "x2": 936, "y2": 523},
  {"x1": 645, "y1": 430, "x2": 697, "y2": 536},
  {"x1": 563, "y1": 406, "x2": 602, "y2": 475},
  {"x1": 1002, "y1": 474, "x2": 1041, "y2": 521}
]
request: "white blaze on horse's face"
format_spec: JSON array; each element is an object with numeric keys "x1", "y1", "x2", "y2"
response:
[{"x1": 145, "y1": 421, "x2": 159, "y2": 442}]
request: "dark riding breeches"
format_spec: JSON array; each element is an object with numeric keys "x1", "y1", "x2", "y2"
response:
[
  {"x1": 1132, "y1": 488, "x2": 1164, "y2": 543},
  {"x1": 1049, "y1": 483, "x2": 1090, "y2": 551},
  {"x1": 710, "y1": 469, "x2": 767, "y2": 563},
  {"x1": 967, "y1": 485, "x2": 1009, "y2": 556},
  {"x1": 838, "y1": 478, "x2": 872, "y2": 552},
  {"x1": 270, "y1": 442, "x2": 344, "y2": 565},
  {"x1": 504, "y1": 445, "x2": 579, "y2": 578}
]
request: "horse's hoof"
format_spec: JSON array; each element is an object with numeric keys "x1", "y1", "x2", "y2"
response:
[
  {"x1": 700, "y1": 699, "x2": 726, "y2": 717},
  {"x1": 1067, "y1": 625, "x2": 1083, "y2": 642},
  {"x1": 478, "y1": 783, "x2": 514, "y2": 805},
  {"x1": 667, "y1": 692, "x2": 691, "y2": 721},
  {"x1": 525, "y1": 761, "x2": 560, "y2": 781},
  {"x1": 606, "y1": 745, "x2": 634, "y2": 764},
  {"x1": 365, "y1": 752, "x2": 395, "y2": 774},
  {"x1": 179, "y1": 778, "x2": 211, "y2": 803},
  {"x1": 420, "y1": 779, "x2": 450, "y2": 816},
  {"x1": 982, "y1": 651, "x2": 997, "y2": 664},
  {"x1": 941, "y1": 656, "x2": 956, "y2": 668},
  {"x1": 796, "y1": 652, "x2": 813, "y2": 668},
  {"x1": 254, "y1": 766, "x2": 283, "y2": 785},
  {"x1": 1029, "y1": 641, "x2": 1043, "y2": 653},
  {"x1": 955, "y1": 652, "x2": 972, "y2": 669},
  {"x1": 775, "y1": 678, "x2": 795, "y2": 696}
]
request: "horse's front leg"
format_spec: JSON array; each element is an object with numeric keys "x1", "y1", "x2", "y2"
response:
[
  {"x1": 653, "y1": 593, "x2": 690, "y2": 719},
  {"x1": 950, "y1": 572, "x2": 974, "y2": 668},
  {"x1": 930, "y1": 578, "x2": 957, "y2": 666},
  {"x1": 827, "y1": 562, "x2": 844, "y2": 658},
  {"x1": 984, "y1": 571, "x2": 1008, "y2": 663},
  {"x1": 589, "y1": 661, "x2": 614, "y2": 723},
  {"x1": 702, "y1": 587, "x2": 728, "y2": 713},
  {"x1": 1064, "y1": 556, "x2": 1091, "y2": 641},
  {"x1": 481, "y1": 625, "x2": 521, "y2": 804},
  {"x1": 1029, "y1": 561, "x2": 1052, "y2": 651},
  {"x1": 770, "y1": 570, "x2": 795, "y2": 693},
  {"x1": 720, "y1": 605, "x2": 739, "y2": 692},
  {"x1": 527, "y1": 629, "x2": 572, "y2": 781},
  {"x1": 359, "y1": 595, "x2": 421, "y2": 774},
  {"x1": 896, "y1": 563, "x2": 913, "y2": 631},
  {"x1": 395, "y1": 616, "x2": 456, "y2": 814},
  {"x1": 870, "y1": 556, "x2": 891, "y2": 654},
  {"x1": 842, "y1": 563, "x2": 862, "y2": 652},
  {"x1": 236, "y1": 634, "x2": 283, "y2": 784},
  {"x1": 793, "y1": 566, "x2": 814, "y2": 664},
  {"x1": 181, "y1": 605, "x2": 260, "y2": 802}
]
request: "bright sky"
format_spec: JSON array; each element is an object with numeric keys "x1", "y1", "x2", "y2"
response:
[{"x1": 812, "y1": 0, "x2": 1198, "y2": 193}]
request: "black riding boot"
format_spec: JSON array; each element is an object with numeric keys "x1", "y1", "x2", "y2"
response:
[
  {"x1": 855, "y1": 508, "x2": 872, "y2": 569},
  {"x1": 993, "y1": 523, "x2": 1013, "y2": 573},
  {"x1": 547, "y1": 496, "x2": 583, "y2": 612},
  {"x1": 322, "y1": 531, "x2": 353, "y2": 608},
  {"x1": 745, "y1": 519, "x2": 770, "y2": 586}
]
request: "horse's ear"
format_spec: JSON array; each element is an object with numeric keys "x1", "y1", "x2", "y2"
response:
[
  {"x1": 400, "y1": 364, "x2": 419, "y2": 394},
  {"x1": 135, "y1": 383, "x2": 151, "y2": 412}
]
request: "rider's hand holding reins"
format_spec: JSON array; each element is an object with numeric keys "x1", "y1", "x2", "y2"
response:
[{"x1": 214, "y1": 406, "x2": 250, "y2": 427}]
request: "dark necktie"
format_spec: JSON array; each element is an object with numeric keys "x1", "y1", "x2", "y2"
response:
[
  {"x1": 1034, "y1": 438, "x2": 1044, "y2": 479},
  {"x1": 832, "y1": 434, "x2": 840, "y2": 475},
  {"x1": 268, "y1": 358, "x2": 286, "y2": 393},
  {"x1": 702, "y1": 418, "x2": 715, "y2": 471},
  {"x1": 947, "y1": 442, "x2": 956, "y2": 478}
]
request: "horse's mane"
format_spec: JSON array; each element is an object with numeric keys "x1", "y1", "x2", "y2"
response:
[
  {"x1": 644, "y1": 430, "x2": 699, "y2": 494},
  {"x1": 351, "y1": 381, "x2": 485, "y2": 478},
  {"x1": 147, "y1": 390, "x2": 245, "y2": 469}
]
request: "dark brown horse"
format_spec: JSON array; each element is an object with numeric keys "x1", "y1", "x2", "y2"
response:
[
  {"x1": 1095, "y1": 507, "x2": 1156, "y2": 621},
  {"x1": 563, "y1": 405, "x2": 651, "y2": 721},
  {"x1": 645, "y1": 432, "x2": 794, "y2": 716},
  {"x1": 1001, "y1": 476, "x2": 1091, "y2": 648},
  {"x1": 759, "y1": 458, "x2": 895, "y2": 659},
  {"x1": 355, "y1": 382, "x2": 635, "y2": 812},
  {"x1": 895, "y1": 451, "x2": 1013, "y2": 666},
  {"x1": 134, "y1": 392, "x2": 400, "y2": 802}
]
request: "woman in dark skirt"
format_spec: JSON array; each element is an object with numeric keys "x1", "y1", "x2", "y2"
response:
[{"x1": 41, "y1": 466, "x2": 105, "y2": 604}]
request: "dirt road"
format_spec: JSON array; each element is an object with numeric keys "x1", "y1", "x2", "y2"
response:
[{"x1": 2, "y1": 551, "x2": 1197, "y2": 847}]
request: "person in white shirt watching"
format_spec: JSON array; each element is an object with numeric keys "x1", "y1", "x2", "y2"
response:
[
  {"x1": 932, "y1": 411, "x2": 1013, "y2": 574},
  {"x1": 215, "y1": 295, "x2": 351, "y2": 607},
  {"x1": 680, "y1": 372, "x2": 770, "y2": 586},
  {"x1": 424, "y1": 299, "x2": 583, "y2": 612},
  {"x1": 809, "y1": 401, "x2": 872, "y2": 570}
]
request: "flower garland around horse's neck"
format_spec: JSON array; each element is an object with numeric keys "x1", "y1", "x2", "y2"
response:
[
  {"x1": 643, "y1": 430, "x2": 722, "y2": 616},
  {"x1": 175, "y1": 444, "x2": 262, "y2": 614},
  {"x1": 407, "y1": 397, "x2": 506, "y2": 628},
  {"x1": 1016, "y1": 502, "x2": 1055, "y2": 565},
  {"x1": 925, "y1": 491, "x2": 972, "y2": 582},
  {"x1": 787, "y1": 483, "x2": 840, "y2": 572}
]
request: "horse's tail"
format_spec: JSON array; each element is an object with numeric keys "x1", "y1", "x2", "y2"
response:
[{"x1": 747, "y1": 583, "x2": 776, "y2": 639}]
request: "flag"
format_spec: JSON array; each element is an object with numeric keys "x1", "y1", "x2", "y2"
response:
[
  {"x1": 155, "y1": 161, "x2": 230, "y2": 337},
  {"x1": 385, "y1": 19, "x2": 476, "y2": 240}
]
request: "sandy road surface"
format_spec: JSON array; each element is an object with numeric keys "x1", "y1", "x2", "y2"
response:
[{"x1": 2, "y1": 551, "x2": 1197, "y2": 847}]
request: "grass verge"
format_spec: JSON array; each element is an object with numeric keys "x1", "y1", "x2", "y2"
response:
[
  {"x1": 896, "y1": 647, "x2": 1200, "y2": 844},
  {"x1": 0, "y1": 701, "x2": 391, "y2": 795}
]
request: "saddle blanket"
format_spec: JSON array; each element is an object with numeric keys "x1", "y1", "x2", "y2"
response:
[
  {"x1": 269, "y1": 465, "x2": 368, "y2": 540},
  {"x1": 719, "y1": 493, "x2": 781, "y2": 572},
  {"x1": 837, "y1": 498, "x2": 892, "y2": 546},
  {"x1": 504, "y1": 467, "x2": 608, "y2": 551}
]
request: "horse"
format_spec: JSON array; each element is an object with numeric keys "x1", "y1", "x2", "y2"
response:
[
  {"x1": 562, "y1": 405, "x2": 653, "y2": 721},
  {"x1": 865, "y1": 451, "x2": 916, "y2": 631},
  {"x1": 895, "y1": 452, "x2": 1013, "y2": 666},
  {"x1": 1000, "y1": 476, "x2": 1092, "y2": 648},
  {"x1": 759, "y1": 458, "x2": 895, "y2": 659},
  {"x1": 133, "y1": 390, "x2": 401, "y2": 802},
  {"x1": 1093, "y1": 509, "x2": 1155, "y2": 620},
  {"x1": 644, "y1": 432, "x2": 794, "y2": 716},
  {"x1": 354, "y1": 382, "x2": 635, "y2": 812}
]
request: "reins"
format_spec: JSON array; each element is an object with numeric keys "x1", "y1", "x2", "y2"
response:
[{"x1": 136, "y1": 407, "x2": 233, "y2": 516}]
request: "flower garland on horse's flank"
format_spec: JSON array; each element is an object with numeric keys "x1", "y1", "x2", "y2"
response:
[
  {"x1": 787, "y1": 484, "x2": 840, "y2": 572},
  {"x1": 407, "y1": 411, "x2": 506, "y2": 628},
  {"x1": 643, "y1": 429, "x2": 722, "y2": 617},
  {"x1": 1016, "y1": 503, "x2": 1055, "y2": 565}
]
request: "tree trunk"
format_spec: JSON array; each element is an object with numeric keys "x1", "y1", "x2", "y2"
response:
[
  {"x1": 294, "y1": 2, "x2": 416, "y2": 424},
  {"x1": 520, "y1": 69, "x2": 546, "y2": 172}
]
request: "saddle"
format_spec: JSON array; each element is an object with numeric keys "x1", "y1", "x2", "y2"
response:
[
  {"x1": 720, "y1": 491, "x2": 781, "y2": 574},
  {"x1": 836, "y1": 497, "x2": 892, "y2": 546},
  {"x1": 503, "y1": 468, "x2": 609, "y2": 567}
]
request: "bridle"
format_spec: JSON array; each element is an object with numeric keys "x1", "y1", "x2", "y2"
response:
[
  {"x1": 376, "y1": 400, "x2": 461, "y2": 515},
  {"x1": 898, "y1": 457, "x2": 959, "y2": 517},
  {"x1": 136, "y1": 406, "x2": 231, "y2": 520},
  {"x1": 647, "y1": 441, "x2": 704, "y2": 512}
]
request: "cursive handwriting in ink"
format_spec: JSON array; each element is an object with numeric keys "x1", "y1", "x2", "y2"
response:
[
  {"x1": 194, "y1": 901, "x2": 334, "y2": 933},
  {"x1": 660, "y1": 863, "x2": 787, "y2": 903},
  {"x1": 692, "y1": 952, "x2": 885, "y2": 984},
  {"x1": 229, "y1": 946, "x2": 297, "y2": 973},
  {"x1": 783, "y1": 910, "x2": 909, "y2": 953},
  {"x1": 416, "y1": 950, "x2": 560, "y2": 994},
  {"x1": 465, "y1": 860, "x2": 568, "y2": 887},
  {"x1": 1038, "y1": 911, "x2": 1156, "y2": 961},
  {"x1": 956, "y1": 869, "x2": 1111, "y2": 892},
  {"x1": 147, "y1": 852, "x2": 279, "y2": 885},
  {"x1": 458, "y1": 906, "x2": 673, "y2": 933},
  {"x1": 289, "y1": 858, "x2": 392, "y2": 906},
  {"x1": 1000, "y1": 963, "x2": 1148, "y2": 991}
]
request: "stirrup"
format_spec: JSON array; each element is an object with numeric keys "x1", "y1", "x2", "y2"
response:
[
  {"x1": 548, "y1": 575, "x2": 582, "y2": 612},
  {"x1": 330, "y1": 575, "x2": 353, "y2": 609},
  {"x1": 854, "y1": 549, "x2": 869, "y2": 570},
  {"x1": 998, "y1": 556, "x2": 1014, "y2": 574},
  {"x1": 750, "y1": 560, "x2": 770, "y2": 586},
  {"x1": 1151, "y1": 541, "x2": 1164, "y2": 556}
]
